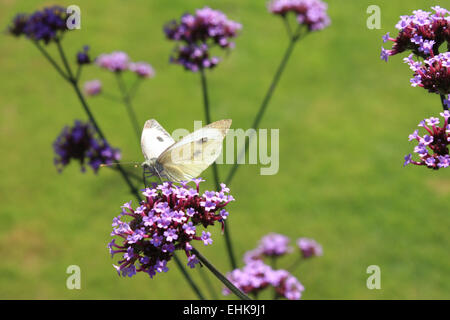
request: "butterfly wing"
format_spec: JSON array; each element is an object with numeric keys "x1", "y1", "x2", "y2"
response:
[
  {"x1": 141, "y1": 119, "x2": 175, "y2": 160},
  {"x1": 157, "y1": 119, "x2": 232, "y2": 181}
]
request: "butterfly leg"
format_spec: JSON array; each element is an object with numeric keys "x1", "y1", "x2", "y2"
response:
[
  {"x1": 143, "y1": 166, "x2": 157, "y2": 187},
  {"x1": 142, "y1": 167, "x2": 148, "y2": 188}
]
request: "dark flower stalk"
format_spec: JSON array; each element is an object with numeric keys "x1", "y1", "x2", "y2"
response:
[
  {"x1": 196, "y1": 263, "x2": 219, "y2": 299},
  {"x1": 441, "y1": 94, "x2": 449, "y2": 111},
  {"x1": 93, "y1": 51, "x2": 154, "y2": 144},
  {"x1": 225, "y1": 24, "x2": 305, "y2": 186},
  {"x1": 221, "y1": 13, "x2": 326, "y2": 269},
  {"x1": 116, "y1": 73, "x2": 142, "y2": 144},
  {"x1": 191, "y1": 247, "x2": 251, "y2": 300},
  {"x1": 225, "y1": 0, "x2": 330, "y2": 186},
  {"x1": 172, "y1": 253, "x2": 206, "y2": 299},
  {"x1": 198, "y1": 68, "x2": 235, "y2": 270}
]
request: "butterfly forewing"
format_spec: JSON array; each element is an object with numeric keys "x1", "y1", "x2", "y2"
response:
[{"x1": 141, "y1": 119, "x2": 175, "y2": 160}]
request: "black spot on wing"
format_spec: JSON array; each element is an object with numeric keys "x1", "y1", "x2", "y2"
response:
[
  {"x1": 197, "y1": 137, "x2": 208, "y2": 144},
  {"x1": 157, "y1": 136, "x2": 164, "y2": 142}
]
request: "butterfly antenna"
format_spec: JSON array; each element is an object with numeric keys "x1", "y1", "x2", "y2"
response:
[{"x1": 100, "y1": 161, "x2": 140, "y2": 168}]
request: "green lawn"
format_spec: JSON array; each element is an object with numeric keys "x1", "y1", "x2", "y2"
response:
[{"x1": 0, "y1": 0, "x2": 449, "y2": 299}]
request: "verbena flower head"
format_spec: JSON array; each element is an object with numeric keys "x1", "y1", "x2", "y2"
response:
[
  {"x1": 297, "y1": 237, "x2": 323, "y2": 258},
  {"x1": 404, "y1": 112, "x2": 450, "y2": 169},
  {"x1": 244, "y1": 233, "x2": 292, "y2": 262},
  {"x1": 128, "y1": 62, "x2": 155, "y2": 78},
  {"x1": 109, "y1": 181, "x2": 234, "y2": 278},
  {"x1": 53, "y1": 120, "x2": 120, "y2": 173},
  {"x1": 95, "y1": 51, "x2": 130, "y2": 72},
  {"x1": 84, "y1": 80, "x2": 102, "y2": 96},
  {"x1": 164, "y1": 7, "x2": 241, "y2": 71},
  {"x1": 380, "y1": 6, "x2": 450, "y2": 62},
  {"x1": 224, "y1": 260, "x2": 304, "y2": 300},
  {"x1": 404, "y1": 52, "x2": 450, "y2": 95},
  {"x1": 169, "y1": 43, "x2": 220, "y2": 72},
  {"x1": 77, "y1": 45, "x2": 91, "y2": 65},
  {"x1": 8, "y1": 6, "x2": 69, "y2": 44},
  {"x1": 268, "y1": 0, "x2": 331, "y2": 31},
  {"x1": 8, "y1": 14, "x2": 28, "y2": 37}
]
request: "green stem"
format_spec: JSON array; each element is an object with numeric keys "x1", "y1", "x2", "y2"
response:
[
  {"x1": 199, "y1": 69, "x2": 221, "y2": 189},
  {"x1": 75, "y1": 64, "x2": 82, "y2": 83},
  {"x1": 225, "y1": 27, "x2": 302, "y2": 186},
  {"x1": 56, "y1": 39, "x2": 74, "y2": 79},
  {"x1": 116, "y1": 73, "x2": 142, "y2": 144},
  {"x1": 287, "y1": 256, "x2": 304, "y2": 272},
  {"x1": 101, "y1": 92, "x2": 122, "y2": 103},
  {"x1": 440, "y1": 94, "x2": 448, "y2": 111},
  {"x1": 197, "y1": 264, "x2": 219, "y2": 299},
  {"x1": 173, "y1": 253, "x2": 206, "y2": 300},
  {"x1": 128, "y1": 77, "x2": 142, "y2": 100},
  {"x1": 192, "y1": 247, "x2": 251, "y2": 300},
  {"x1": 199, "y1": 68, "x2": 237, "y2": 270},
  {"x1": 32, "y1": 41, "x2": 69, "y2": 81},
  {"x1": 283, "y1": 17, "x2": 292, "y2": 38}
]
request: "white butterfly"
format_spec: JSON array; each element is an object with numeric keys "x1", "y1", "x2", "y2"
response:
[{"x1": 140, "y1": 119, "x2": 232, "y2": 182}]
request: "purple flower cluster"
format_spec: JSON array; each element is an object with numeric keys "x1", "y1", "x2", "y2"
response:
[
  {"x1": 95, "y1": 51, "x2": 155, "y2": 78},
  {"x1": 8, "y1": 6, "x2": 69, "y2": 44},
  {"x1": 244, "y1": 233, "x2": 292, "y2": 262},
  {"x1": 53, "y1": 120, "x2": 121, "y2": 173},
  {"x1": 109, "y1": 180, "x2": 234, "y2": 278},
  {"x1": 297, "y1": 237, "x2": 323, "y2": 258},
  {"x1": 223, "y1": 260, "x2": 304, "y2": 300},
  {"x1": 96, "y1": 51, "x2": 130, "y2": 72},
  {"x1": 404, "y1": 52, "x2": 450, "y2": 95},
  {"x1": 84, "y1": 80, "x2": 102, "y2": 96},
  {"x1": 381, "y1": 6, "x2": 450, "y2": 62},
  {"x1": 164, "y1": 7, "x2": 242, "y2": 71},
  {"x1": 76, "y1": 46, "x2": 91, "y2": 65},
  {"x1": 128, "y1": 62, "x2": 155, "y2": 78},
  {"x1": 227, "y1": 233, "x2": 322, "y2": 299},
  {"x1": 170, "y1": 44, "x2": 220, "y2": 72},
  {"x1": 268, "y1": 0, "x2": 331, "y2": 31},
  {"x1": 404, "y1": 111, "x2": 450, "y2": 169}
]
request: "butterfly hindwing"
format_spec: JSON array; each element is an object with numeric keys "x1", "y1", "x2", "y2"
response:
[{"x1": 157, "y1": 119, "x2": 232, "y2": 181}]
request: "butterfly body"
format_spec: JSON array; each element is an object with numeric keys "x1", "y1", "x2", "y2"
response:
[{"x1": 140, "y1": 119, "x2": 232, "y2": 182}]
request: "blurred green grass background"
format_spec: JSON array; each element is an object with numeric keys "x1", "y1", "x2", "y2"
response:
[{"x1": 0, "y1": 0, "x2": 449, "y2": 299}]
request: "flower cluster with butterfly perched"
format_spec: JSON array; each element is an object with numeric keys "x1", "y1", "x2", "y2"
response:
[{"x1": 108, "y1": 179, "x2": 233, "y2": 278}]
